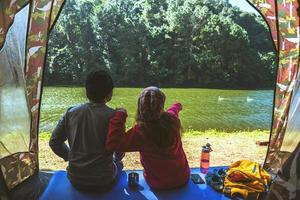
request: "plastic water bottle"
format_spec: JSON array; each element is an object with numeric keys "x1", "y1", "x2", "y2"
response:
[{"x1": 200, "y1": 143, "x2": 212, "y2": 174}]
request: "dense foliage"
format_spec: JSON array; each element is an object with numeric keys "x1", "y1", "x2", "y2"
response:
[{"x1": 45, "y1": 0, "x2": 276, "y2": 88}]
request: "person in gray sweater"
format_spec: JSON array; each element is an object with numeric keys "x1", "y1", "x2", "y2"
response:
[{"x1": 49, "y1": 70, "x2": 124, "y2": 192}]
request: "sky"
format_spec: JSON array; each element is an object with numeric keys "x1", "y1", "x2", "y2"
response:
[{"x1": 229, "y1": 0, "x2": 258, "y2": 13}]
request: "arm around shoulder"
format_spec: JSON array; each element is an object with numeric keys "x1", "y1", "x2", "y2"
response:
[
  {"x1": 106, "y1": 111, "x2": 142, "y2": 152},
  {"x1": 106, "y1": 111, "x2": 128, "y2": 151}
]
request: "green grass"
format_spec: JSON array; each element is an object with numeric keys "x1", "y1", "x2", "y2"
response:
[
  {"x1": 183, "y1": 129, "x2": 269, "y2": 137},
  {"x1": 39, "y1": 129, "x2": 269, "y2": 141},
  {"x1": 40, "y1": 87, "x2": 274, "y2": 132}
]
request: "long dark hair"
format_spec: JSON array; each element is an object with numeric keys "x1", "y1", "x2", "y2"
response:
[{"x1": 136, "y1": 87, "x2": 181, "y2": 148}]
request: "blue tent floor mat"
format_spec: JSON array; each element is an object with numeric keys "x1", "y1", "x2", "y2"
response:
[{"x1": 40, "y1": 167, "x2": 230, "y2": 200}]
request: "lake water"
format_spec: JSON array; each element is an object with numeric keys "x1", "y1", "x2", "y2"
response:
[{"x1": 40, "y1": 87, "x2": 274, "y2": 132}]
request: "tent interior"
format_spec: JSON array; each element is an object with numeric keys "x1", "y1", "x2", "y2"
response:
[{"x1": 0, "y1": 0, "x2": 299, "y2": 199}]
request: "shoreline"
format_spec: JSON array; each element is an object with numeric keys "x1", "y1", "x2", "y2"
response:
[{"x1": 39, "y1": 130, "x2": 269, "y2": 170}]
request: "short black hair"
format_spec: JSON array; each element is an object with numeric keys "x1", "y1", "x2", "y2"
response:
[{"x1": 85, "y1": 70, "x2": 114, "y2": 102}]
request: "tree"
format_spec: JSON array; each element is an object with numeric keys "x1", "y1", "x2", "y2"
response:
[{"x1": 46, "y1": 0, "x2": 276, "y2": 89}]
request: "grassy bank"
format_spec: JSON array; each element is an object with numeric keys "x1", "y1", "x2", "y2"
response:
[
  {"x1": 39, "y1": 129, "x2": 269, "y2": 170},
  {"x1": 39, "y1": 129, "x2": 269, "y2": 141}
]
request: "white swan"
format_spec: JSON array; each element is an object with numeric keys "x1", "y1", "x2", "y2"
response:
[
  {"x1": 218, "y1": 96, "x2": 224, "y2": 101},
  {"x1": 246, "y1": 96, "x2": 254, "y2": 102}
]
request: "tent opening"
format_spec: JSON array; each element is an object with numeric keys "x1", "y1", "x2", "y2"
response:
[{"x1": 39, "y1": 0, "x2": 277, "y2": 171}]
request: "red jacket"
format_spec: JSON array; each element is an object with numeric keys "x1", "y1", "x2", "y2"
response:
[{"x1": 106, "y1": 103, "x2": 190, "y2": 189}]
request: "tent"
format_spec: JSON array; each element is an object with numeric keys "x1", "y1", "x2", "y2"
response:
[{"x1": 0, "y1": 0, "x2": 299, "y2": 199}]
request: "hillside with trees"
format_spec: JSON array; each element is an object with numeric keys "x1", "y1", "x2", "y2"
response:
[{"x1": 45, "y1": 0, "x2": 276, "y2": 89}]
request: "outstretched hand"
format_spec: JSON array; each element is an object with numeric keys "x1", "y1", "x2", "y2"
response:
[{"x1": 174, "y1": 102, "x2": 183, "y2": 111}]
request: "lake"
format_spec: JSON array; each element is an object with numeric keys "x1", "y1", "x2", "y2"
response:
[{"x1": 40, "y1": 87, "x2": 274, "y2": 132}]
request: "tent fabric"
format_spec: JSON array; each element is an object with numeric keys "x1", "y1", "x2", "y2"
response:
[
  {"x1": 0, "y1": 0, "x2": 29, "y2": 49},
  {"x1": 248, "y1": 0, "x2": 300, "y2": 172},
  {"x1": 0, "y1": 4, "x2": 30, "y2": 158},
  {"x1": 40, "y1": 167, "x2": 230, "y2": 200},
  {"x1": 49, "y1": 0, "x2": 66, "y2": 31},
  {"x1": 22, "y1": 0, "x2": 64, "y2": 189},
  {"x1": 25, "y1": 0, "x2": 56, "y2": 155},
  {"x1": 0, "y1": 0, "x2": 65, "y2": 190},
  {"x1": 9, "y1": 171, "x2": 53, "y2": 200},
  {"x1": 0, "y1": 4, "x2": 37, "y2": 190},
  {"x1": 282, "y1": 73, "x2": 300, "y2": 152},
  {"x1": 247, "y1": 0, "x2": 278, "y2": 50},
  {"x1": 267, "y1": 143, "x2": 300, "y2": 199},
  {"x1": 0, "y1": 153, "x2": 37, "y2": 190},
  {"x1": 265, "y1": 0, "x2": 300, "y2": 172}
]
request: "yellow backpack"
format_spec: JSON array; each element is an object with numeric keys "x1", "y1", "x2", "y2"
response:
[{"x1": 223, "y1": 160, "x2": 271, "y2": 200}]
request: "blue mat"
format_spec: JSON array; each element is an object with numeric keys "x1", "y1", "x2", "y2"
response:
[{"x1": 40, "y1": 167, "x2": 230, "y2": 200}]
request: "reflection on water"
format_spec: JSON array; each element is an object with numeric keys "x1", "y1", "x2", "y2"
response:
[{"x1": 0, "y1": 86, "x2": 30, "y2": 157}]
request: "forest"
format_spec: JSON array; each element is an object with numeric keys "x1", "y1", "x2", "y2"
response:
[{"x1": 45, "y1": 0, "x2": 277, "y2": 88}]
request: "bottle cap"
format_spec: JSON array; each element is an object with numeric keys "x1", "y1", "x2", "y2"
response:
[{"x1": 205, "y1": 143, "x2": 213, "y2": 152}]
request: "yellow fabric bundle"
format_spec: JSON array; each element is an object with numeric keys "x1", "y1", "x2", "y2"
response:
[{"x1": 223, "y1": 160, "x2": 271, "y2": 200}]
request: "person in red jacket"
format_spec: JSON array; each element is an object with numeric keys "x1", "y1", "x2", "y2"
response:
[{"x1": 106, "y1": 86, "x2": 190, "y2": 189}]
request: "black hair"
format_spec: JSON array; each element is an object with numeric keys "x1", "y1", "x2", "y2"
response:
[{"x1": 85, "y1": 70, "x2": 114, "y2": 102}]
